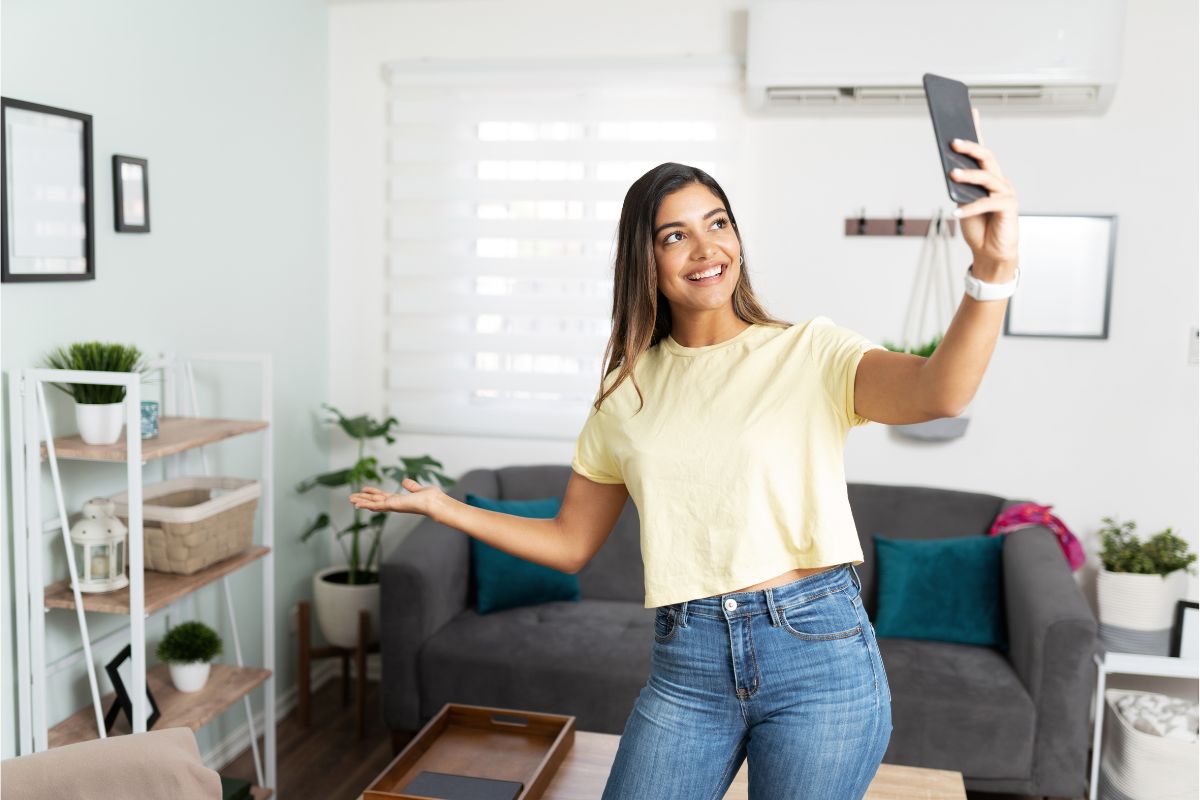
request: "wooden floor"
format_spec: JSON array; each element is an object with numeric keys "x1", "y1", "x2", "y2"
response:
[
  {"x1": 221, "y1": 680, "x2": 1077, "y2": 800},
  {"x1": 222, "y1": 679, "x2": 396, "y2": 800}
]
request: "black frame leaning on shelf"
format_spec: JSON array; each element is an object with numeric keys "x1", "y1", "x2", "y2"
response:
[
  {"x1": 1, "y1": 97, "x2": 95, "y2": 282},
  {"x1": 1170, "y1": 600, "x2": 1199, "y2": 659},
  {"x1": 112, "y1": 154, "x2": 150, "y2": 233},
  {"x1": 104, "y1": 644, "x2": 161, "y2": 733}
]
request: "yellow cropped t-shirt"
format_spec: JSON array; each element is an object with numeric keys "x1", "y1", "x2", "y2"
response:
[{"x1": 570, "y1": 316, "x2": 887, "y2": 608}]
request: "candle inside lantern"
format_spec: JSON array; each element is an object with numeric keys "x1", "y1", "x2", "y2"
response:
[{"x1": 91, "y1": 553, "x2": 110, "y2": 576}]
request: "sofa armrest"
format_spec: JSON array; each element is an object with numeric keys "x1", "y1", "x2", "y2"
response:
[
  {"x1": 1003, "y1": 524, "x2": 1098, "y2": 796},
  {"x1": 379, "y1": 469, "x2": 496, "y2": 733}
]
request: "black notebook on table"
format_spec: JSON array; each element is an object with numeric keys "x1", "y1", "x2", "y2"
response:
[{"x1": 399, "y1": 770, "x2": 524, "y2": 800}]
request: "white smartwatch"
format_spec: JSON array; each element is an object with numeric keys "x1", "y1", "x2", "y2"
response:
[{"x1": 963, "y1": 264, "x2": 1020, "y2": 301}]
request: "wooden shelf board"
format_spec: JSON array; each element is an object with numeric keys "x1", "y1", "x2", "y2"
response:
[
  {"x1": 250, "y1": 787, "x2": 273, "y2": 799},
  {"x1": 39, "y1": 416, "x2": 268, "y2": 463},
  {"x1": 48, "y1": 663, "x2": 270, "y2": 749},
  {"x1": 44, "y1": 546, "x2": 270, "y2": 615}
]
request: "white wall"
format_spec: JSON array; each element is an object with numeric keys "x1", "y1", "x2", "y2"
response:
[
  {"x1": 2, "y1": 0, "x2": 330, "y2": 761},
  {"x1": 330, "y1": 0, "x2": 1198, "y2": 695}
]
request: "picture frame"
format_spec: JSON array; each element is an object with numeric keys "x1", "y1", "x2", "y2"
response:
[
  {"x1": 1170, "y1": 600, "x2": 1198, "y2": 659},
  {"x1": 104, "y1": 644, "x2": 161, "y2": 733},
  {"x1": 1, "y1": 97, "x2": 94, "y2": 282},
  {"x1": 112, "y1": 154, "x2": 149, "y2": 232},
  {"x1": 1003, "y1": 213, "x2": 1117, "y2": 339}
]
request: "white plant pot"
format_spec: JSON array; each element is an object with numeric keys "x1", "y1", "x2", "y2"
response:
[
  {"x1": 168, "y1": 661, "x2": 212, "y2": 693},
  {"x1": 1097, "y1": 568, "x2": 1188, "y2": 656},
  {"x1": 313, "y1": 566, "x2": 380, "y2": 649},
  {"x1": 75, "y1": 402, "x2": 125, "y2": 445}
]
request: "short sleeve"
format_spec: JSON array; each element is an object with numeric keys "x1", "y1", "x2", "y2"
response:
[
  {"x1": 808, "y1": 316, "x2": 888, "y2": 428},
  {"x1": 570, "y1": 402, "x2": 624, "y2": 484}
]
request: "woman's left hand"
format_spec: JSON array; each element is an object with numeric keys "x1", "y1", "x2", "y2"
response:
[{"x1": 949, "y1": 108, "x2": 1019, "y2": 273}]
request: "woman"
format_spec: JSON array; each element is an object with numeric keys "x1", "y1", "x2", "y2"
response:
[{"x1": 351, "y1": 110, "x2": 1019, "y2": 798}]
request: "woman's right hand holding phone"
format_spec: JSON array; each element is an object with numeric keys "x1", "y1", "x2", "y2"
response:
[{"x1": 349, "y1": 479, "x2": 445, "y2": 519}]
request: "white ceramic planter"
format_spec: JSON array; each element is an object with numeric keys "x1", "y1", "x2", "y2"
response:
[
  {"x1": 75, "y1": 402, "x2": 125, "y2": 445},
  {"x1": 168, "y1": 661, "x2": 212, "y2": 693},
  {"x1": 313, "y1": 566, "x2": 379, "y2": 649},
  {"x1": 1097, "y1": 568, "x2": 1188, "y2": 655}
]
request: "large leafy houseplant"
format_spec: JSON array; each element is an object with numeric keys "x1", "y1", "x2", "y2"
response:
[{"x1": 297, "y1": 404, "x2": 455, "y2": 585}]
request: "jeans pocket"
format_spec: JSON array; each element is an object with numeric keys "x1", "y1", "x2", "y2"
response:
[
  {"x1": 779, "y1": 587, "x2": 863, "y2": 641},
  {"x1": 653, "y1": 606, "x2": 680, "y2": 643}
]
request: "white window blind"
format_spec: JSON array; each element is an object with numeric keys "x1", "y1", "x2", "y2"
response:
[{"x1": 382, "y1": 57, "x2": 743, "y2": 439}]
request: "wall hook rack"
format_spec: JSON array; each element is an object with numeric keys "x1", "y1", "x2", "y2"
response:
[{"x1": 845, "y1": 209, "x2": 957, "y2": 237}]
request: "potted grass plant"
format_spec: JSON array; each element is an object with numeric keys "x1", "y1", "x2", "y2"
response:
[
  {"x1": 43, "y1": 341, "x2": 151, "y2": 445},
  {"x1": 297, "y1": 404, "x2": 455, "y2": 648},
  {"x1": 156, "y1": 621, "x2": 223, "y2": 693},
  {"x1": 1097, "y1": 515, "x2": 1197, "y2": 655},
  {"x1": 880, "y1": 334, "x2": 969, "y2": 441}
]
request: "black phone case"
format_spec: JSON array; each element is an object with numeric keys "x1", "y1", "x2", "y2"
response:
[{"x1": 923, "y1": 73, "x2": 988, "y2": 205}]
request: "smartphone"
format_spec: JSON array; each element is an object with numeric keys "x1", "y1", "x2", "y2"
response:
[{"x1": 923, "y1": 73, "x2": 987, "y2": 205}]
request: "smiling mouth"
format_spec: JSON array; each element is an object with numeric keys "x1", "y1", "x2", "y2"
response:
[{"x1": 684, "y1": 264, "x2": 726, "y2": 284}]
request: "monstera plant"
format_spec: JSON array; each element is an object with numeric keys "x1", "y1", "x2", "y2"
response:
[{"x1": 297, "y1": 403, "x2": 454, "y2": 647}]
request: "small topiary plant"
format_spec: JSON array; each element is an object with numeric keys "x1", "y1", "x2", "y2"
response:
[
  {"x1": 1099, "y1": 515, "x2": 1198, "y2": 577},
  {"x1": 156, "y1": 621, "x2": 223, "y2": 664}
]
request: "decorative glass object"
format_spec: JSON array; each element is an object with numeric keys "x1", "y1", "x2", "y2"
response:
[
  {"x1": 70, "y1": 497, "x2": 129, "y2": 592},
  {"x1": 140, "y1": 400, "x2": 159, "y2": 439}
]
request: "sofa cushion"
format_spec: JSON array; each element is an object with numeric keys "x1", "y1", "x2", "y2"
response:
[
  {"x1": 873, "y1": 533, "x2": 1008, "y2": 650},
  {"x1": 465, "y1": 493, "x2": 580, "y2": 614},
  {"x1": 0, "y1": 727, "x2": 221, "y2": 800},
  {"x1": 418, "y1": 599, "x2": 652, "y2": 734},
  {"x1": 878, "y1": 637, "x2": 1035, "y2": 779}
]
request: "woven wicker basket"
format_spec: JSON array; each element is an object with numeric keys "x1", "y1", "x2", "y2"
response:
[{"x1": 109, "y1": 477, "x2": 260, "y2": 575}]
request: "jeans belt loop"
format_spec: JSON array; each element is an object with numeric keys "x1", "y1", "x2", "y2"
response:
[
  {"x1": 849, "y1": 562, "x2": 862, "y2": 591},
  {"x1": 678, "y1": 600, "x2": 689, "y2": 627},
  {"x1": 763, "y1": 587, "x2": 782, "y2": 627}
]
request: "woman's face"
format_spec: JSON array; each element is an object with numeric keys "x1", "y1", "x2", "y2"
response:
[{"x1": 652, "y1": 182, "x2": 742, "y2": 315}]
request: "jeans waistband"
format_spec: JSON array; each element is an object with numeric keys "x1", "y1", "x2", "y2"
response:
[{"x1": 665, "y1": 563, "x2": 861, "y2": 627}]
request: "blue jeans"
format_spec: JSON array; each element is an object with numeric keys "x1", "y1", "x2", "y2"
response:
[{"x1": 602, "y1": 564, "x2": 892, "y2": 800}]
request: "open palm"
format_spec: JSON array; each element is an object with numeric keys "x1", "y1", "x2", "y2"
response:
[{"x1": 349, "y1": 479, "x2": 443, "y2": 517}]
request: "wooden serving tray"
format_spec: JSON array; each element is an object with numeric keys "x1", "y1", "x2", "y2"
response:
[{"x1": 364, "y1": 704, "x2": 576, "y2": 800}]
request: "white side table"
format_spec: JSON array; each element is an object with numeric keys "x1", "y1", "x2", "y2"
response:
[{"x1": 1088, "y1": 650, "x2": 1199, "y2": 800}]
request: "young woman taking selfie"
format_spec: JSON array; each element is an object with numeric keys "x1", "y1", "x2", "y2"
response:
[{"x1": 351, "y1": 110, "x2": 1019, "y2": 799}]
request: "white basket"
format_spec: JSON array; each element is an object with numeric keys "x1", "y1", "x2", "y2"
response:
[
  {"x1": 109, "y1": 477, "x2": 261, "y2": 574},
  {"x1": 1100, "y1": 688, "x2": 1198, "y2": 800}
]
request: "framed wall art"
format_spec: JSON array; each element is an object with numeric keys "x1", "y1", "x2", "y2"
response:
[
  {"x1": 113, "y1": 154, "x2": 149, "y2": 232},
  {"x1": 1, "y1": 97, "x2": 94, "y2": 282},
  {"x1": 1003, "y1": 214, "x2": 1117, "y2": 339}
]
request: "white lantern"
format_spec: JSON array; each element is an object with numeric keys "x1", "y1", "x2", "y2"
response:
[{"x1": 70, "y1": 497, "x2": 129, "y2": 593}]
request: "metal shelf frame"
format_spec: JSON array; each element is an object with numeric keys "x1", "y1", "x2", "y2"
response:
[{"x1": 7, "y1": 352, "x2": 276, "y2": 795}]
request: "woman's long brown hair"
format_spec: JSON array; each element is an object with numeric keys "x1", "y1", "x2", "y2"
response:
[{"x1": 592, "y1": 162, "x2": 791, "y2": 413}]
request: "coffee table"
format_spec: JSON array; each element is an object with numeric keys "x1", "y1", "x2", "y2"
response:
[{"x1": 363, "y1": 729, "x2": 966, "y2": 799}]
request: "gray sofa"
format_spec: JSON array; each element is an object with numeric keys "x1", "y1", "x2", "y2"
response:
[{"x1": 380, "y1": 465, "x2": 1097, "y2": 797}]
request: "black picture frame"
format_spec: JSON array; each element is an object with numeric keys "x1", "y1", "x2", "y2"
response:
[
  {"x1": 112, "y1": 154, "x2": 150, "y2": 232},
  {"x1": 1, "y1": 97, "x2": 94, "y2": 282},
  {"x1": 1169, "y1": 600, "x2": 1199, "y2": 659},
  {"x1": 1003, "y1": 213, "x2": 1117, "y2": 340},
  {"x1": 104, "y1": 644, "x2": 161, "y2": 733}
]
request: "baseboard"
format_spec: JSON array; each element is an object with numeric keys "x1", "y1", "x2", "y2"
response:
[{"x1": 202, "y1": 659, "x2": 340, "y2": 772}]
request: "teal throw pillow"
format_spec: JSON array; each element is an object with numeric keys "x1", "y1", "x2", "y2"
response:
[
  {"x1": 464, "y1": 493, "x2": 580, "y2": 615},
  {"x1": 873, "y1": 534, "x2": 1008, "y2": 650}
]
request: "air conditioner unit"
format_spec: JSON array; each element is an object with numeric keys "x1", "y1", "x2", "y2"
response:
[{"x1": 746, "y1": 0, "x2": 1126, "y2": 114}]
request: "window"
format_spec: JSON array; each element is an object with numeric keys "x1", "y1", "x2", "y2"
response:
[{"x1": 382, "y1": 58, "x2": 742, "y2": 438}]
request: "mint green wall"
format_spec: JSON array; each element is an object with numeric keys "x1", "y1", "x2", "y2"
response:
[{"x1": 2, "y1": 0, "x2": 330, "y2": 761}]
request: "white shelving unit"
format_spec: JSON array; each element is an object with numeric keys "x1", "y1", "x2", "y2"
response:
[
  {"x1": 1088, "y1": 649, "x2": 1199, "y2": 800},
  {"x1": 8, "y1": 353, "x2": 276, "y2": 798}
]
